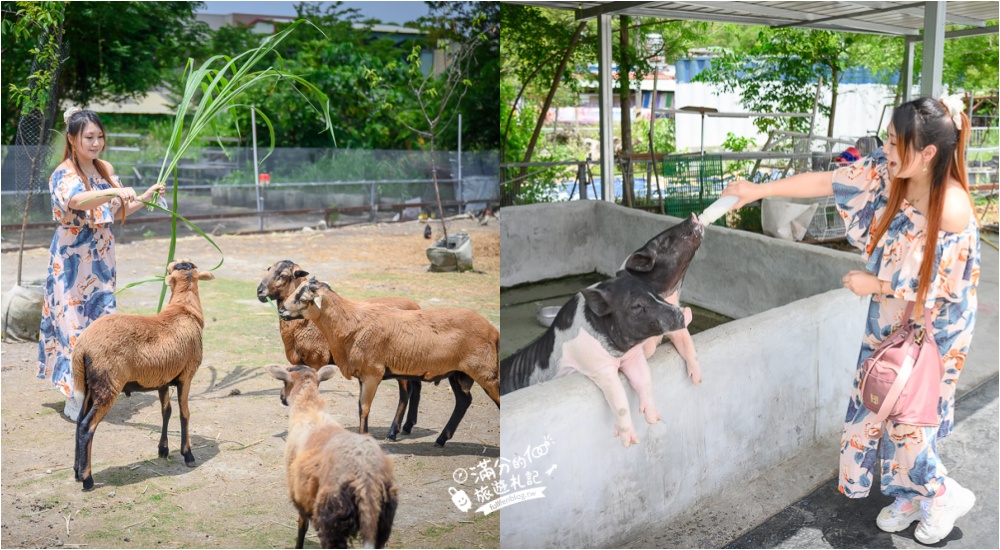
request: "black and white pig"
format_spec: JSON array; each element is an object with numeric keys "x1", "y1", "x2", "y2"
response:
[
  {"x1": 500, "y1": 273, "x2": 691, "y2": 446},
  {"x1": 620, "y1": 213, "x2": 704, "y2": 384}
]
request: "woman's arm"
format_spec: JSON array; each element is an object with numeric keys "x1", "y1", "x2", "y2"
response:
[
  {"x1": 68, "y1": 187, "x2": 136, "y2": 209},
  {"x1": 722, "y1": 171, "x2": 836, "y2": 209},
  {"x1": 843, "y1": 270, "x2": 892, "y2": 297}
]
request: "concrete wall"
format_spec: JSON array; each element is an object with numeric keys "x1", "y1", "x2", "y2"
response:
[
  {"x1": 501, "y1": 201, "x2": 866, "y2": 319},
  {"x1": 499, "y1": 202, "x2": 870, "y2": 548}
]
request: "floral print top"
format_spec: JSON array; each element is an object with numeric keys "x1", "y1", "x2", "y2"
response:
[{"x1": 832, "y1": 149, "x2": 980, "y2": 437}]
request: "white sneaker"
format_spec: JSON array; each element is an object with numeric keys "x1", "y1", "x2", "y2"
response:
[
  {"x1": 915, "y1": 479, "x2": 976, "y2": 545},
  {"x1": 63, "y1": 397, "x2": 81, "y2": 421},
  {"x1": 877, "y1": 497, "x2": 920, "y2": 532}
]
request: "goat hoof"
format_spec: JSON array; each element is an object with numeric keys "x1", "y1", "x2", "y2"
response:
[
  {"x1": 82, "y1": 477, "x2": 94, "y2": 492},
  {"x1": 183, "y1": 451, "x2": 196, "y2": 467},
  {"x1": 158, "y1": 447, "x2": 169, "y2": 458},
  {"x1": 384, "y1": 435, "x2": 397, "y2": 442},
  {"x1": 402, "y1": 425, "x2": 413, "y2": 435}
]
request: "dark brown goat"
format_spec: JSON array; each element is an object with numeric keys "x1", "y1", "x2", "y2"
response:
[
  {"x1": 72, "y1": 259, "x2": 213, "y2": 491},
  {"x1": 278, "y1": 278, "x2": 500, "y2": 447},
  {"x1": 257, "y1": 260, "x2": 423, "y2": 441}
]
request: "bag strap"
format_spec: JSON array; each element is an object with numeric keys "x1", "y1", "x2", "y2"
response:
[{"x1": 871, "y1": 345, "x2": 919, "y2": 425}]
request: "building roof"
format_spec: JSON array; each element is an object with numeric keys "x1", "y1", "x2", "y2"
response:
[{"x1": 507, "y1": 1, "x2": 998, "y2": 37}]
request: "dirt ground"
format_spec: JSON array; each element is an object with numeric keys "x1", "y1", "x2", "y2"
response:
[{"x1": 0, "y1": 217, "x2": 500, "y2": 549}]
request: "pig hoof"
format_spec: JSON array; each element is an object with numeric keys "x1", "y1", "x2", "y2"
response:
[
  {"x1": 639, "y1": 405, "x2": 660, "y2": 424},
  {"x1": 688, "y1": 364, "x2": 703, "y2": 385}
]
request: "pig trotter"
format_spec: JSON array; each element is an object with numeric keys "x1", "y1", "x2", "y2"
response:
[{"x1": 614, "y1": 425, "x2": 640, "y2": 447}]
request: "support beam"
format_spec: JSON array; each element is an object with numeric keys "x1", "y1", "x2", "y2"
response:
[
  {"x1": 921, "y1": 1, "x2": 946, "y2": 99},
  {"x1": 905, "y1": 24, "x2": 1000, "y2": 43},
  {"x1": 597, "y1": 13, "x2": 614, "y2": 201},
  {"x1": 576, "y1": 1, "x2": 657, "y2": 21},
  {"x1": 901, "y1": 39, "x2": 916, "y2": 103}
]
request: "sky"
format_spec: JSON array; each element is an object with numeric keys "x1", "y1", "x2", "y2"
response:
[{"x1": 198, "y1": 1, "x2": 432, "y2": 25}]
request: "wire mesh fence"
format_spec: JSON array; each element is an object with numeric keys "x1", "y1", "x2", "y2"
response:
[
  {"x1": 1, "y1": 146, "x2": 499, "y2": 250},
  {"x1": 658, "y1": 154, "x2": 727, "y2": 223}
]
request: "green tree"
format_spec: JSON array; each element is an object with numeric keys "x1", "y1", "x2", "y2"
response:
[
  {"x1": 367, "y1": 10, "x2": 496, "y2": 240},
  {"x1": 695, "y1": 27, "x2": 856, "y2": 137},
  {"x1": 2, "y1": 1, "x2": 203, "y2": 144},
  {"x1": 422, "y1": 1, "x2": 500, "y2": 151}
]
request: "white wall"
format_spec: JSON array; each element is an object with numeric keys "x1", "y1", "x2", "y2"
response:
[{"x1": 673, "y1": 82, "x2": 897, "y2": 152}]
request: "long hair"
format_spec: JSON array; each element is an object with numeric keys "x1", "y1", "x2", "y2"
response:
[
  {"x1": 869, "y1": 97, "x2": 973, "y2": 306},
  {"x1": 63, "y1": 109, "x2": 125, "y2": 227}
]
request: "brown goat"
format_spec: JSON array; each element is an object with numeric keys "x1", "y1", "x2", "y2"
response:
[
  {"x1": 257, "y1": 260, "x2": 424, "y2": 441},
  {"x1": 269, "y1": 364, "x2": 397, "y2": 549},
  {"x1": 278, "y1": 278, "x2": 500, "y2": 447},
  {"x1": 72, "y1": 259, "x2": 214, "y2": 491}
]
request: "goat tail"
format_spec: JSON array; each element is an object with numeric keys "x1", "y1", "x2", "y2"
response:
[{"x1": 356, "y1": 476, "x2": 397, "y2": 549}]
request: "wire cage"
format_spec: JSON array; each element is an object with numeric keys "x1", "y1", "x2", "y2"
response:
[{"x1": 658, "y1": 153, "x2": 727, "y2": 224}]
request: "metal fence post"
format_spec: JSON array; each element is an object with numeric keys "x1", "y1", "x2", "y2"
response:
[
  {"x1": 252, "y1": 106, "x2": 263, "y2": 231},
  {"x1": 369, "y1": 181, "x2": 376, "y2": 223}
]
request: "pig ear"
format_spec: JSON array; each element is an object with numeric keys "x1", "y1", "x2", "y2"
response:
[
  {"x1": 581, "y1": 287, "x2": 613, "y2": 316},
  {"x1": 624, "y1": 249, "x2": 656, "y2": 273}
]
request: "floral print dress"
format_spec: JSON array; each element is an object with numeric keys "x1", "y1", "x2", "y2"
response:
[
  {"x1": 832, "y1": 150, "x2": 980, "y2": 501},
  {"x1": 37, "y1": 165, "x2": 123, "y2": 399}
]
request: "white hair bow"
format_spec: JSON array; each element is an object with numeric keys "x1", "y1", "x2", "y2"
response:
[
  {"x1": 63, "y1": 106, "x2": 82, "y2": 125},
  {"x1": 939, "y1": 94, "x2": 964, "y2": 131}
]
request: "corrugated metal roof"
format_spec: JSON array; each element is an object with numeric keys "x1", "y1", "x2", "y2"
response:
[{"x1": 507, "y1": 1, "x2": 999, "y2": 37}]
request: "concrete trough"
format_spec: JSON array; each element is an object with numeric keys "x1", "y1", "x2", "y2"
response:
[{"x1": 499, "y1": 201, "x2": 869, "y2": 548}]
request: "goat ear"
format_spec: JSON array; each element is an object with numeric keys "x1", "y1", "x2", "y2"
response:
[
  {"x1": 267, "y1": 364, "x2": 291, "y2": 381},
  {"x1": 314, "y1": 295, "x2": 323, "y2": 309},
  {"x1": 581, "y1": 287, "x2": 613, "y2": 317},
  {"x1": 316, "y1": 365, "x2": 337, "y2": 383},
  {"x1": 197, "y1": 271, "x2": 215, "y2": 281},
  {"x1": 293, "y1": 270, "x2": 309, "y2": 278}
]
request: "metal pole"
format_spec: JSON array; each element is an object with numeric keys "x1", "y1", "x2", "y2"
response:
[
  {"x1": 597, "y1": 13, "x2": 614, "y2": 201},
  {"x1": 251, "y1": 106, "x2": 262, "y2": 231},
  {"x1": 921, "y1": 1, "x2": 946, "y2": 99},
  {"x1": 699, "y1": 112, "x2": 706, "y2": 155},
  {"x1": 901, "y1": 38, "x2": 916, "y2": 103},
  {"x1": 457, "y1": 113, "x2": 463, "y2": 213}
]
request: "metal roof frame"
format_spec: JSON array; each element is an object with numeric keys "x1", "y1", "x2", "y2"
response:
[{"x1": 507, "y1": 1, "x2": 999, "y2": 199}]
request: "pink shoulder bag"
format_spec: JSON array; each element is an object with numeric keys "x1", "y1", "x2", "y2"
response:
[{"x1": 860, "y1": 301, "x2": 944, "y2": 427}]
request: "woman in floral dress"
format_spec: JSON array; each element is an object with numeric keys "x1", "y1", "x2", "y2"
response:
[
  {"x1": 37, "y1": 108, "x2": 164, "y2": 420},
  {"x1": 723, "y1": 96, "x2": 979, "y2": 545}
]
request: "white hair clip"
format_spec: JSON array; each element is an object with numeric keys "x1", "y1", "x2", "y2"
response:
[
  {"x1": 939, "y1": 94, "x2": 964, "y2": 131},
  {"x1": 63, "y1": 106, "x2": 82, "y2": 125}
]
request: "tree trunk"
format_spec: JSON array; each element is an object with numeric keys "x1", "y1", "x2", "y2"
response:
[
  {"x1": 516, "y1": 22, "x2": 586, "y2": 196},
  {"x1": 827, "y1": 67, "x2": 839, "y2": 138},
  {"x1": 619, "y1": 15, "x2": 635, "y2": 207},
  {"x1": 430, "y1": 136, "x2": 448, "y2": 242},
  {"x1": 13, "y1": 15, "x2": 66, "y2": 286}
]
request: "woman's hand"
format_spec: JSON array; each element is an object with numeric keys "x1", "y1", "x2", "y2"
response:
[
  {"x1": 140, "y1": 182, "x2": 166, "y2": 203},
  {"x1": 115, "y1": 187, "x2": 138, "y2": 204},
  {"x1": 842, "y1": 270, "x2": 881, "y2": 296},
  {"x1": 721, "y1": 178, "x2": 765, "y2": 209}
]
